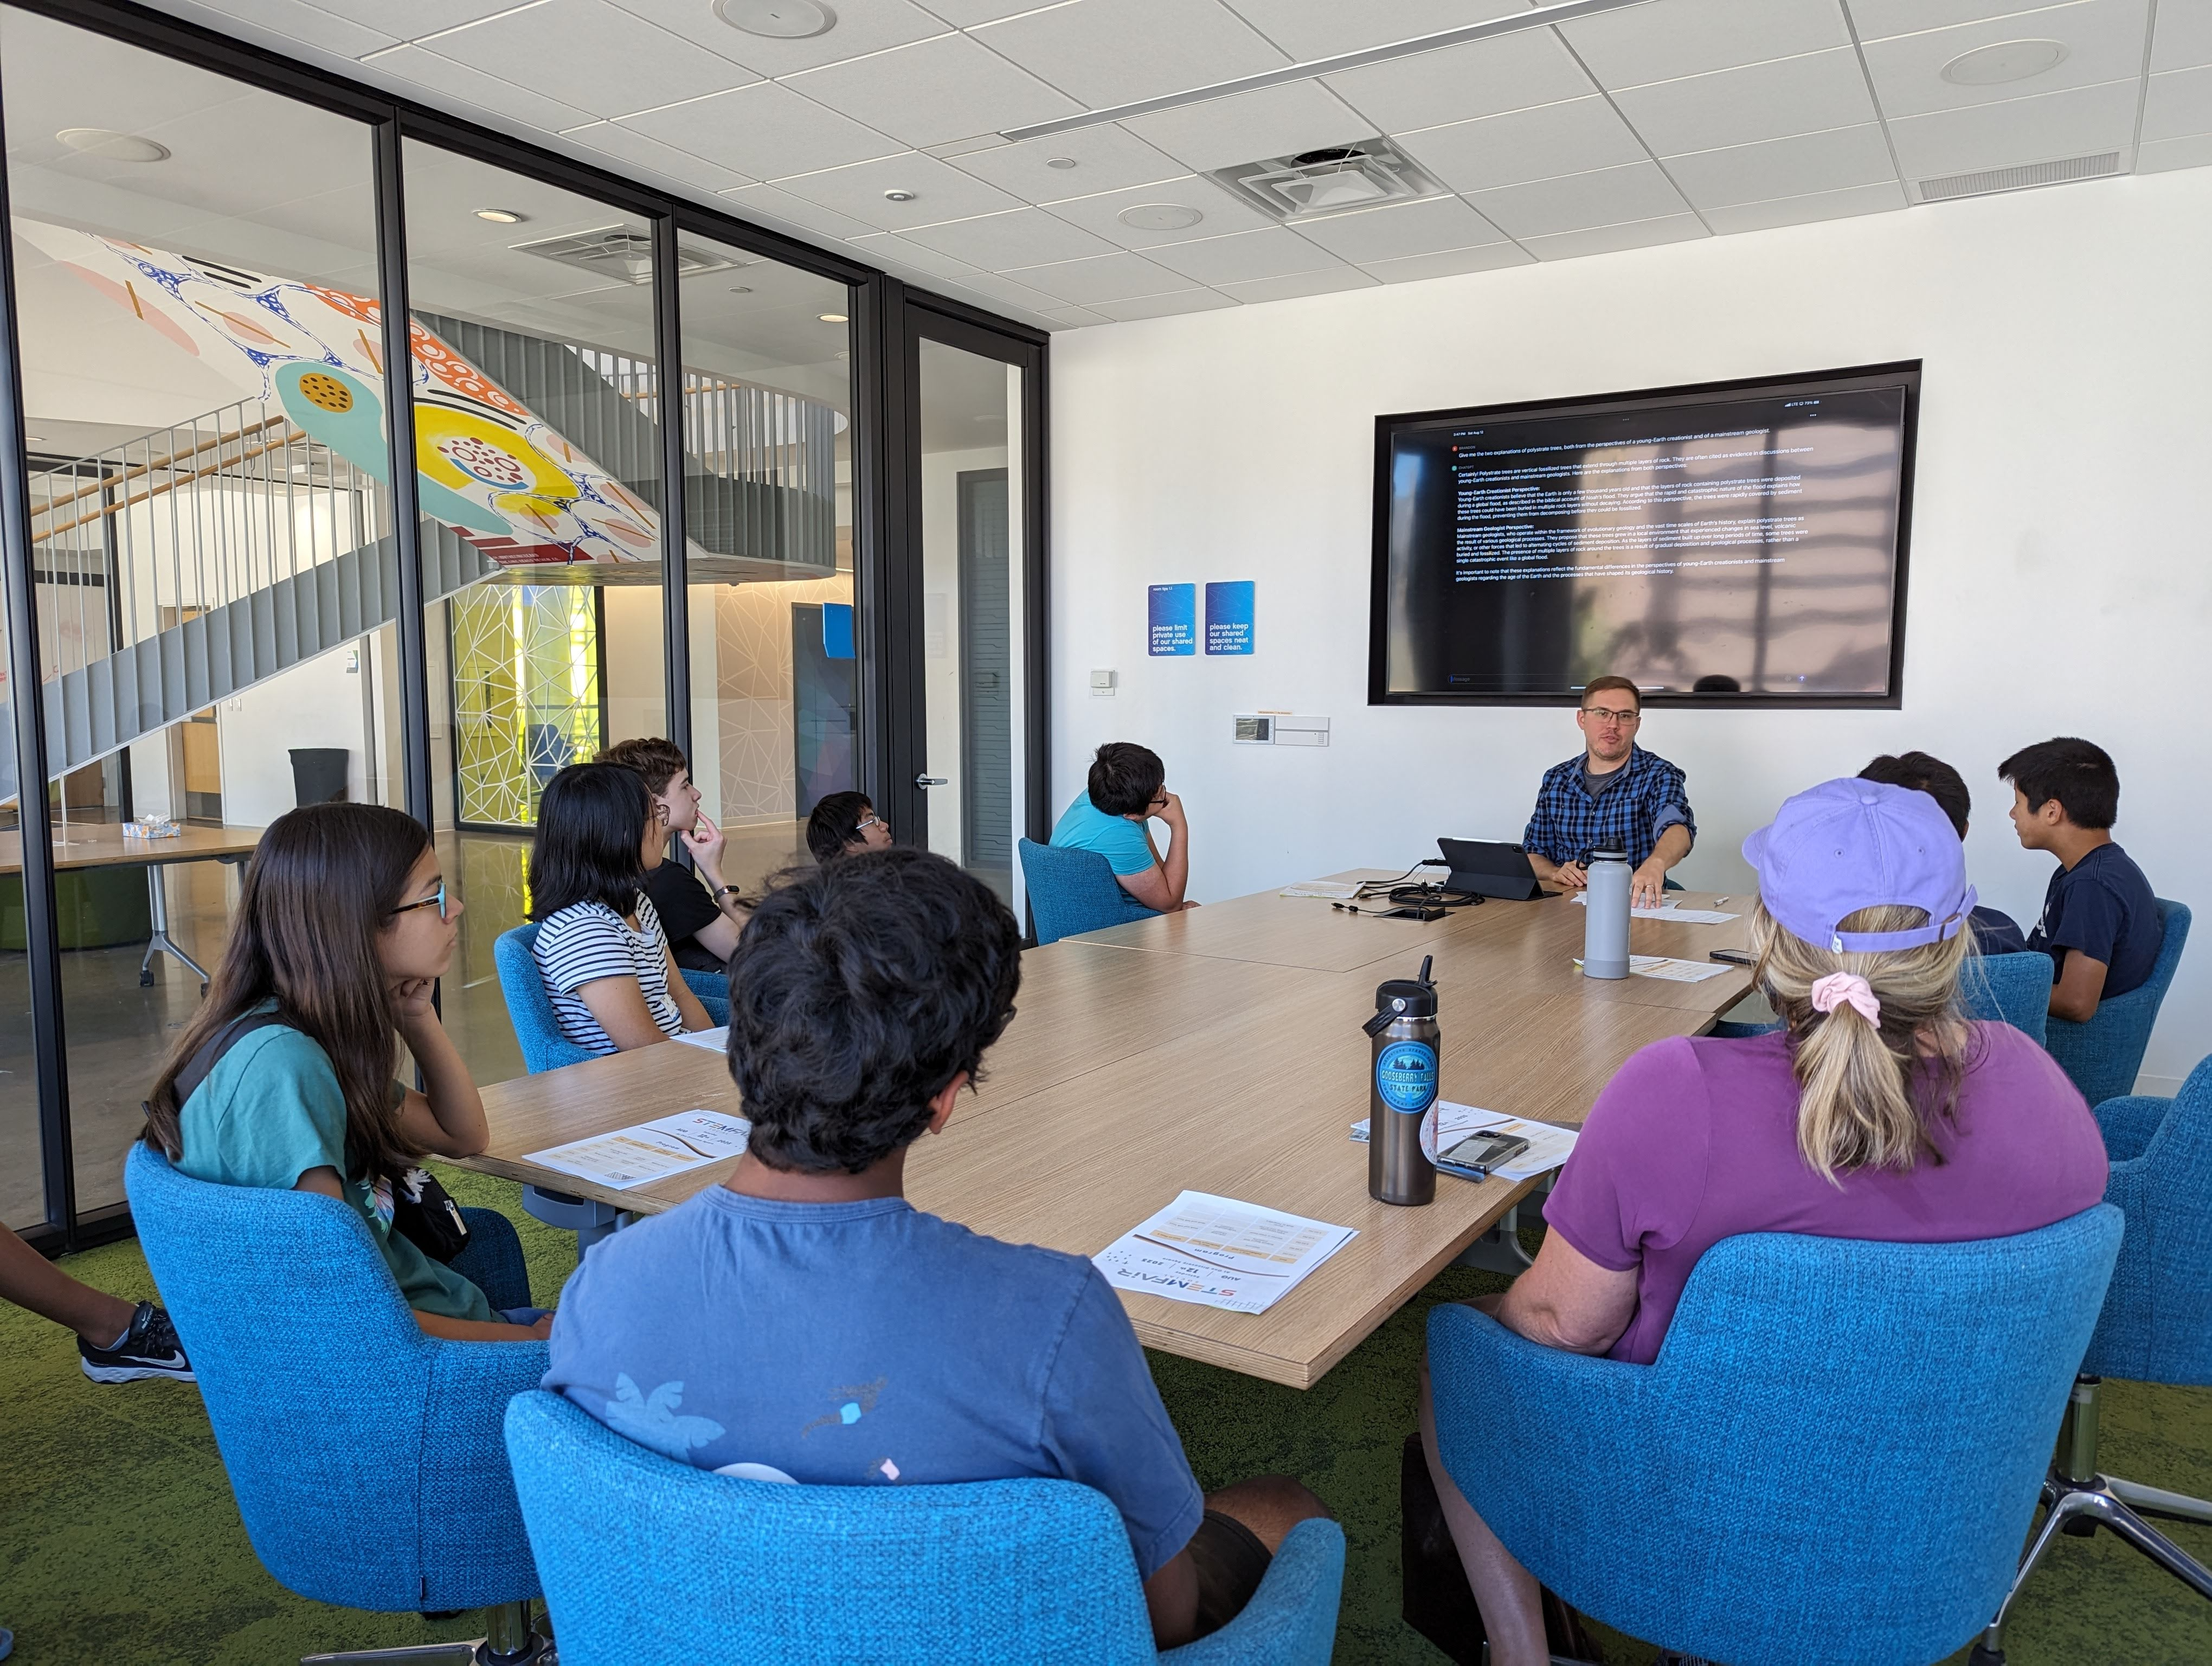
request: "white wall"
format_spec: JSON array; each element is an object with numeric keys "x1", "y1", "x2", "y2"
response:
[
  {"x1": 215, "y1": 643, "x2": 371, "y2": 826},
  {"x1": 1051, "y1": 170, "x2": 2212, "y2": 1091}
]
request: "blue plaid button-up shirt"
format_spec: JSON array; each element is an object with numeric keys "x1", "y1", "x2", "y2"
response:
[{"x1": 1522, "y1": 745, "x2": 1695, "y2": 870}]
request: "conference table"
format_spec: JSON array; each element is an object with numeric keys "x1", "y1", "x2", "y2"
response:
[
  {"x1": 0, "y1": 821, "x2": 262, "y2": 982},
  {"x1": 456, "y1": 874, "x2": 1758, "y2": 1389}
]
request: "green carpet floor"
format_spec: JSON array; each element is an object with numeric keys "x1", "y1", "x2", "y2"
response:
[{"x1": 5, "y1": 1167, "x2": 2210, "y2": 1664}]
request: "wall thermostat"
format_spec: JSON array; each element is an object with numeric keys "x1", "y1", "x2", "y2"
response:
[
  {"x1": 1234, "y1": 714, "x2": 1328, "y2": 746},
  {"x1": 1090, "y1": 669, "x2": 1116, "y2": 696}
]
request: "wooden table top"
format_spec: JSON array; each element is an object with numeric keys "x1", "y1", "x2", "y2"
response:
[
  {"x1": 0, "y1": 822, "x2": 263, "y2": 876},
  {"x1": 461, "y1": 873, "x2": 1758, "y2": 1388}
]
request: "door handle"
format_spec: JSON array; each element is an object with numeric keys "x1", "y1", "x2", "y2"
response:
[{"x1": 916, "y1": 774, "x2": 949, "y2": 787}]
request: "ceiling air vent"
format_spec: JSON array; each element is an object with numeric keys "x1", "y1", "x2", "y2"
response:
[
  {"x1": 1210, "y1": 140, "x2": 1442, "y2": 222},
  {"x1": 1916, "y1": 151, "x2": 2121, "y2": 203},
  {"x1": 510, "y1": 225, "x2": 748, "y2": 284}
]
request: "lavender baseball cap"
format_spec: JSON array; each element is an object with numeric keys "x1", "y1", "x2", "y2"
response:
[{"x1": 1742, "y1": 778, "x2": 1978, "y2": 954}]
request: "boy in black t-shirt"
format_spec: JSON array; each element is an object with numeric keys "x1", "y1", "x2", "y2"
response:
[
  {"x1": 1999, "y1": 737, "x2": 2165, "y2": 1022},
  {"x1": 597, "y1": 738, "x2": 751, "y2": 973}
]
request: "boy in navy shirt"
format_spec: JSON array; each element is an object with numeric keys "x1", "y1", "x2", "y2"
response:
[
  {"x1": 543, "y1": 848, "x2": 1327, "y2": 1648},
  {"x1": 1999, "y1": 737, "x2": 2164, "y2": 1022}
]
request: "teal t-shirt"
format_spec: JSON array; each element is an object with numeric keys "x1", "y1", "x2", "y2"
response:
[
  {"x1": 1050, "y1": 792, "x2": 1157, "y2": 876},
  {"x1": 174, "y1": 1015, "x2": 493, "y2": 1324}
]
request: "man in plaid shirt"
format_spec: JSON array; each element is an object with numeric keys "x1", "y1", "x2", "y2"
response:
[{"x1": 1522, "y1": 676, "x2": 1695, "y2": 909}]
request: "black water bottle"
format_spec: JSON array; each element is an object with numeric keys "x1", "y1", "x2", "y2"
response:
[{"x1": 1366, "y1": 955, "x2": 1439, "y2": 1207}]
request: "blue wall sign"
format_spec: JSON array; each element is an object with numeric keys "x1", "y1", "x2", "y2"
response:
[
  {"x1": 1148, "y1": 584, "x2": 1197, "y2": 656},
  {"x1": 1205, "y1": 581, "x2": 1254, "y2": 655}
]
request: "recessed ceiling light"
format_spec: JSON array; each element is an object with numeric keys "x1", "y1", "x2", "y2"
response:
[
  {"x1": 819, "y1": 312, "x2": 848, "y2": 323},
  {"x1": 883, "y1": 189, "x2": 916, "y2": 203},
  {"x1": 1941, "y1": 39, "x2": 2068, "y2": 86},
  {"x1": 1118, "y1": 203, "x2": 1203, "y2": 231},
  {"x1": 1045, "y1": 157, "x2": 1078, "y2": 170},
  {"x1": 56, "y1": 127, "x2": 169, "y2": 163},
  {"x1": 716, "y1": 0, "x2": 835, "y2": 39},
  {"x1": 474, "y1": 208, "x2": 527, "y2": 223}
]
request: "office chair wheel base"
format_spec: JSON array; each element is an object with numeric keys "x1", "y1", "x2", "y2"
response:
[
  {"x1": 139, "y1": 969, "x2": 154, "y2": 987},
  {"x1": 1966, "y1": 1647, "x2": 2004, "y2": 1665}
]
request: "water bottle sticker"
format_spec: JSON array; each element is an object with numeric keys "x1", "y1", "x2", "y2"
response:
[{"x1": 1375, "y1": 1040, "x2": 1438, "y2": 1112}]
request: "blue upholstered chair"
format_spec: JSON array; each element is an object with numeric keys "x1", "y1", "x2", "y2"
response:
[
  {"x1": 494, "y1": 921, "x2": 727, "y2": 1077},
  {"x1": 2043, "y1": 899, "x2": 2190, "y2": 1106},
  {"x1": 503, "y1": 1389, "x2": 1345, "y2": 1665},
  {"x1": 125, "y1": 1144, "x2": 551, "y2": 1664},
  {"x1": 1972, "y1": 1056, "x2": 2212, "y2": 1661},
  {"x1": 1429, "y1": 1210, "x2": 2121, "y2": 1666},
  {"x1": 1711, "y1": 947, "x2": 2056, "y2": 1043},
  {"x1": 1019, "y1": 837, "x2": 1159, "y2": 945}
]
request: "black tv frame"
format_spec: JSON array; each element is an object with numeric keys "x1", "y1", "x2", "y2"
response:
[{"x1": 1367, "y1": 361, "x2": 1922, "y2": 711}]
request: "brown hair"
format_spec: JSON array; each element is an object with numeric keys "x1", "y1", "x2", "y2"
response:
[
  {"x1": 595, "y1": 735, "x2": 690, "y2": 796},
  {"x1": 143, "y1": 804, "x2": 432, "y2": 1182},
  {"x1": 1580, "y1": 675, "x2": 1641, "y2": 709},
  {"x1": 1749, "y1": 899, "x2": 1977, "y2": 1183}
]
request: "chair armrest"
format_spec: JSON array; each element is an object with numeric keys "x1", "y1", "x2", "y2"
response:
[
  {"x1": 417, "y1": 1337, "x2": 552, "y2": 1610},
  {"x1": 1159, "y1": 1518, "x2": 1345, "y2": 1666},
  {"x1": 679, "y1": 970, "x2": 730, "y2": 1026},
  {"x1": 2093, "y1": 1095, "x2": 2170, "y2": 1164}
]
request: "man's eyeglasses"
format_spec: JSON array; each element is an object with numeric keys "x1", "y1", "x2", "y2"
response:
[
  {"x1": 1581, "y1": 707, "x2": 1641, "y2": 726},
  {"x1": 390, "y1": 880, "x2": 451, "y2": 921}
]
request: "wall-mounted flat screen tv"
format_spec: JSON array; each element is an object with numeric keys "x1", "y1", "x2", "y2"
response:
[{"x1": 1369, "y1": 363, "x2": 1919, "y2": 707}]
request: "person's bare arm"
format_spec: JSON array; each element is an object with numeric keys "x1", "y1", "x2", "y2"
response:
[
  {"x1": 292, "y1": 1168, "x2": 546, "y2": 1339},
  {"x1": 1631, "y1": 823, "x2": 1694, "y2": 909},
  {"x1": 2050, "y1": 952, "x2": 2109, "y2": 1024},
  {"x1": 1530, "y1": 853, "x2": 1586, "y2": 891},
  {"x1": 1484, "y1": 1228, "x2": 1639, "y2": 1356},
  {"x1": 574, "y1": 976, "x2": 678, "y2": 1050},
  {"x1": 665, "y1": 945, "x2": 716, "y2": 1033},
  {"x1": 390, "y1": 984, "x2": 486, "y2": 1158},
  {"x1": 1115, "y1": 794, "x2": 1194, "y2": 912},
  {"x1": 1143, "y1": 1549, "x2": 1200, "y2": 1650},
  {"x1": 691, "y1": 913, "x2": 743, "y2": 963}
]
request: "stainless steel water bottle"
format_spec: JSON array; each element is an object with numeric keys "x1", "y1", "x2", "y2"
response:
[
  {"x1": 1367, "y1": 954, "x2": 1439, "y2": 1207},
  {"x1": 1583, "y1": 849, "x2": 1631, "y2": 979}
]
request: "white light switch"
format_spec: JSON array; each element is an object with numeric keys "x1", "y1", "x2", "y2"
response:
[{"x1": 1090, "y1": 669, "x2": 1117, "y2": 696}]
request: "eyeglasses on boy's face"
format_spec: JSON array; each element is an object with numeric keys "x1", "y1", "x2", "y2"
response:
[
  {"x1": 855, "y1": 814, "x2": 885, "y2": 833},
  {"x1": 390, "y1": 879, "x2": 452, "y2": 921}
]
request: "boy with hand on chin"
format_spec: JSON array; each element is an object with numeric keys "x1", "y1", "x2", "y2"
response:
[
  {"x1": 541, "y1": 849, "x2": 1327, "y2": 1648},
  {"x1": 596, "y1": 737, "x2": 750, "y2": 972}
]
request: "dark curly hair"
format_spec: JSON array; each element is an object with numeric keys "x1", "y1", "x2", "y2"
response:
[{"x1": 725, "y1": 847, "x2": 1022, "y2": 1174}]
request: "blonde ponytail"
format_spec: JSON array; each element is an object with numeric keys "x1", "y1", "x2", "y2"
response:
[{"x1": 1748, "y1": 900, "x2": 1976, "y2": 1183}]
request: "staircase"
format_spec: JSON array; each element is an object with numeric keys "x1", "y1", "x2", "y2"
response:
[{"x1": 2, "y1": 318, "x2": 842, "y2": 804}]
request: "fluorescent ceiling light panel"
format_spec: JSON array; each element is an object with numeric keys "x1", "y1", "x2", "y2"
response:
[{"x1": 998, "y1": 0, "x2": 1660, "y2": 143}]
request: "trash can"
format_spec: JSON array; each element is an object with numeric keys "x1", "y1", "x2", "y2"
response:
[{"x1": 290, "y1": 747, "x2": 349, "y2": 806}]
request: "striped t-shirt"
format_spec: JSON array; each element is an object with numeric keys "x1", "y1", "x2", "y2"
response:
[{"x1": 532, "y1": 896, "x2": 685, "y2": 1056}]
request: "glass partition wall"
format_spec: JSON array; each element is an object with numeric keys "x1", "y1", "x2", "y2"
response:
[{"x1": 0, "y1": 0, "x2": 1043, "y2": 1248}]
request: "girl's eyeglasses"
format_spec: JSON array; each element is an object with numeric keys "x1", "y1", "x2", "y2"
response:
[{"x1": 390, "y1": 880, "x2": 451, "y2": 921}]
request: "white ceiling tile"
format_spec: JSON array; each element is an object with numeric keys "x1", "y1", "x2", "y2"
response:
[
  {"x1": 1230, "y1": 0, "x2": 1529, "y2": 59},
  {"x1": 938, "y1": 270, "x2": 1073, "y2": 315},
  {"x1": 843, "y1": 230, "x2": 986, "y2": 279},
  {"x1": 611, "y1": 0, "x2": 944, "y2": 78},
  {"x1": 2136, "y1": 131, "x2": 2212, "y2": 170},
  {"x1": 1666, "y1": 124, "x2": 1896, "y2": 209},
  {"x1": 1090, "y1": 289, "x2": 1242, "y2": 321},
  {"x1": 1216, "y1": 266, "x2": 1383, "y2": 303},
  {"x1": 718, "y1": 182, "x2": 887, "y2": 241},
  {"x1": 1143, "y1": 225, "x2": 1345, "y2": 282},
  {"x1": 1288, "y1": 194, "x2": 1507, "y2": 261},
  {"x1": 623, "y1": 83, "x2": 900, "y2": 181},
  {"x1": 928, "y1": 134, "x2": 1011, "y2": 159},
  {"x1": 1467, "y1": 159, "x2": 1690, "y2": 235},
  {"x1": 1040, "y1": 304, "x2": 1115, "y2": 327},
  {"x1": 1523, "y1": 214, "x2": 1709, "y2": 259},
  {"x1": 927, "y1": 0, "x2": 1058, "y2": 23},
  {"x1": 425, "y1": 0, "x2": 757, "y2": 121},
  {"x1": 776, "y1": 151, "x2": 1024, "y2": 231},
  {"x1": 1001, "y1": 250, "x2": 1190, "y2": 302},
  {"x1": 2152, "y1": 2, "x2": 2212, "y2": 69},
  {"x1": 366, "y1": 43, "x2": 601, "y2": 134},
  {"x1": 1123, "y1": 80, "x2": 1373, "y2": 172},
  {"x1": 562, "y1": 121, "x2": 756, "y2": 193},
  {"x1": 1360, "y1": 241, "x2": 1534, "y2": 281},
  {"x1": 1039, "y1": 176, "x2": 1277, "y2": 247},
  {"x1": 1700, "y1": 177, "x2": 1907, "y2": 232},
  {"x1": 951, "y1": 126, "x2": 1187, "y2": 201},
  {"x1": 1886, "y1": 76, "x2": 2141, "y2": 175},
  {"x1": 1614, "y1": 49, "x2": 1877, "y2": 153},
  {"x1": 784, "y1": 31, "x2": 1081, "y2": 149},
  {"x1": 1397, "y1": 98, "x2": 1649, "y2": 194},
  {"x1": 974, "y1": 0, "x2": 1287, "y2": 109},
  {"x1": 1323, "y1": 29, "x2": 1595, "y2": 134},
  {"x1": 189, "y1": 0, "x2": 398, "y2": 56},
  {"x1": 1567, "y1": 0, "x2": 1851, "y2": 87},
  {"x1": 899, "y1": 206, "x2": 1124, "y2": 266},
  {"x1": 309, "y1": 0, "x2": 524, "y2": 38},
  {"x1": 2144, "y1": 64, "x2": 2212, "y2": 140},
  {"x1": 1846, "y1": 0, "x2": 2095, "y2": 42},
  {"x1": 1861, "y1": 0, "x2": 2150, "y2": 120}
]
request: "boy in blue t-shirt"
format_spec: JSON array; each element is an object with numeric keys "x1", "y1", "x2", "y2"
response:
[
  {"x1": 1999, "y1": 737, "x2": 2164, "y2": 1022},
  {"x1": 1050, "y1": 740, "x2": 1195, "y2": 913},
  {"x1": 542, "y1": 848, "x2": 1326, "y2": 1648}
]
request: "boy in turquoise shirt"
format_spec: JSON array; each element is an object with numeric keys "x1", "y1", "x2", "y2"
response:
[{"x1": 1050, "y1": 741, "x2": 1195, "y2": 913}]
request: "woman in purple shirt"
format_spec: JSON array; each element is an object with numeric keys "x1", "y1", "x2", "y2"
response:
[{"x1": 1419, "y1": 778, "x2": 2108, "y2": 1666}]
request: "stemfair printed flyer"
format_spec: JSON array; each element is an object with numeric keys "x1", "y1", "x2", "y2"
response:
[{"x1": 1094, "y1": 1191, "x2": 1355, "y2": 1316}]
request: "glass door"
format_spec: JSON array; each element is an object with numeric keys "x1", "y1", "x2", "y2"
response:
[{"x1": 906, "y1": 317, "x2": 1039, "y2": 914}]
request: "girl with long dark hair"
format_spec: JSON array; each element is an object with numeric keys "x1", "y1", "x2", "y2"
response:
[
  {"x1": 144, "y1": 803, "x2": 545, "y2": 1341},
  {"x1": 529, "y1": 762, "x2": 715, "y2": 1054}
]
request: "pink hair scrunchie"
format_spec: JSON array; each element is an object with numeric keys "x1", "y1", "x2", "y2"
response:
[{"x1": 1810, "y1": 971, "x2": 1882, "y2": 1024}]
